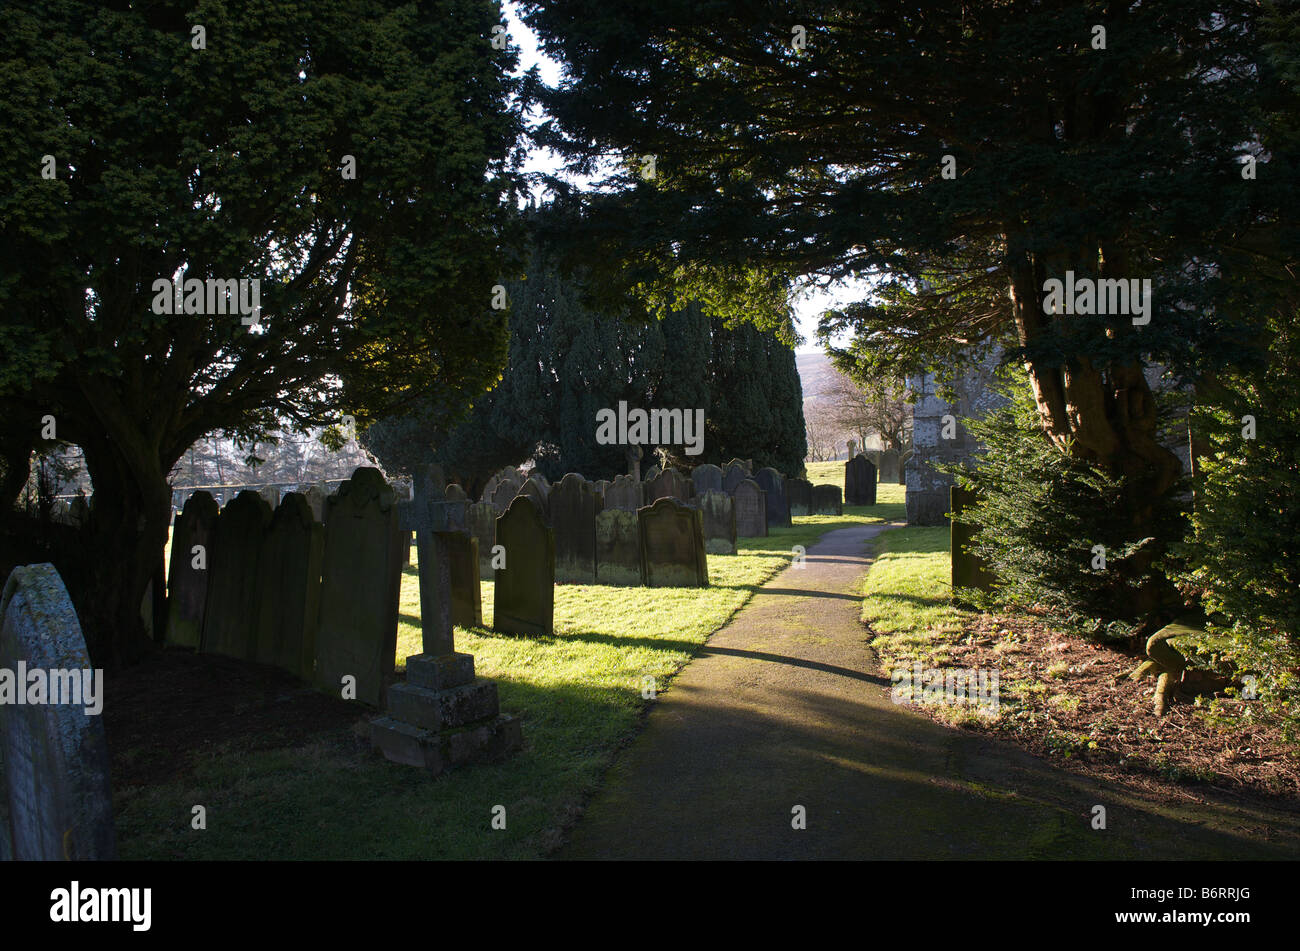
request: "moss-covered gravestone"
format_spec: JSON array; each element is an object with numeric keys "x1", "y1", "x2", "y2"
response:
[
  {"x1": 787, "y1": 478, "x2": 814, "y2": 517},
  {"x1": 550, "y1": 474, "x2": 598, "y2": 584},
  {"x1": 811, "y1": 484, "x2": 843, "y2": 516},
  {"x1": 200, "y1": 490, "x2": 273, "y2": 661},
  {"x1": 603, "y1": 474, "x2": 643, "y2": 512},
  {"x1": 493, "y1": 495, "x2": 555, "y2": 636},
  {"x1": 639, "y1": 498, "x2": 709, "y2": 588},
  {"x1": 1, "y1": 564, "x2": 115, "y2": 860},
  {"x1": 733, "y1": 479, "x2": 768, "y2": 538},
  {"x1": 690, "y1": 464, "x2": 724, "y2": 497},
  {"x1": 166, "y1": 490, "x2": 218, "y2": 649},
  {"x1": 595, "y1": 509, "x2": 643, "y2": 585},
  {"x1": 254, "y1": 492, "x2": 323, "y2": 681},
  {"x1": 949, "y1": 485, "x2": 996, "y2": 606},
  {"x1": 698, "y1": 491, "x2": 737, "y2": 555},
  {"x1": 315, "y1": 469, "x2": 404, "y2": 707}
]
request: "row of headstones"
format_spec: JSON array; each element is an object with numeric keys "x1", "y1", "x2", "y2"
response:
[
  {"x1": 854, "y1": 448, "x2": 911, "y2": 484},
  {"x1": 166, "y1": 469, "x2": 404, "y2": 706}
]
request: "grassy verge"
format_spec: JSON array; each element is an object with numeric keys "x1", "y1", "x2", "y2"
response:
[{"x1": 116, "y1": 486, "x2": 903, "y2": 859}]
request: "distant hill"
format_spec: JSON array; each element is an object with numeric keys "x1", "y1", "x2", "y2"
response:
[{"x1": 795, "y1": 349, "x2": 838, "y2": 400}]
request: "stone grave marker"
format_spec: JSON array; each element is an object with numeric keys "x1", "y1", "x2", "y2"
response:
[
  {"x1": 468, "y1": 502, "x2": 498, "y2": 575},
  {"x1": 200, "y1": 490, "x2": 272, "y2": 662},
  {"x1": 698, "y1": 491, "x2": 737, "y2": 555},
  {"x1": 733, "y1": 479, "x2": 768, "y2": 537},
  {"x1": 518, "y1": 477, "x2": 550, "y2": 520},
  {"x1": 603, "y1": 474, "x2": 643, "y2": 512},
  {"x1": 638, "y1": 498, "x2": 709, "y2": 587},
  {"x1": 446, "y1": 534, "x2": 483, "y2": 628},
  {"x1": 878, "y1": 449, "x2": 901, "y2": 483},
  {"x1": 646, "y1": 467, "x2": 693, "y2": 503},
  {"x1": 0, "y1": 564, "x2": 116, "y2": 860},
  {"x1": 315, "y1": 468, "x2": 404, "y2": 707},
  {"x1": 811, "y1": 484, "x2": 843, "y2": 516},
  {"x1": 950, "y1": 485, "x2": 997, "y2": 607},
  {"x1": 550, "y1": 473, "x2": 598, "y2": 584},
  {"x1": 722, "y1": 461, "x2": 750, "y2": 495},
  {"x1": 845, "y1": 454, "x2": 877, "y2": 505},
  {"x1": 787, "y1": 478, "x2": 814, "y2": 517},
  {"x1": 253, "y1": 492, "x2": 324, "y2": 681},
  {"x1": 754, "y1": 468, "x2": 791, "y2": 528},
  {"x1": 371, "y1": 465, "x2": 520, "y2": 775},
  {"x1": 445, "y1": 484, "x2": 468, "y2": 503},
  {"x1": 166, "y1": 490, "x2": 218, "y2": 649},
  {"x1": 494, "y1": 495, "x2": 555, "y2": 635},
  {"x1": 691, "y1": 464, "x2": 724, "y2": 497},
  {"x1": 595, "y1": 509, "x2": 643, "y2": 585},
  {"x1": 304, "y1": 484, "x2": 328, "y2": 523},
  {"x1": 258, "y1": 485, "x2": 281, "y2": 509}
]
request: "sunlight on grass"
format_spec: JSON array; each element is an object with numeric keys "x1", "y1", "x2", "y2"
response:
[
  {"x1": 119, "y1": 490, "x2": 905, "y2": 861},
  {"x1": 860, "y1": 526, "x2": 964, "y2": 668}
]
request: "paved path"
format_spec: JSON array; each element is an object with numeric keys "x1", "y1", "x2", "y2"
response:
[{"x1": 560, "y1": 522, "x2": 1300, "y2": 860}]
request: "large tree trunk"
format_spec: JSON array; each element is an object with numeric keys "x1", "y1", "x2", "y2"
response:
[
  {"x1": 77, "y1": 434, "x2": 174, "y2": 668},
  {"x1": 1007, "y1": 248, "x2": 1185, "y2": 623}
]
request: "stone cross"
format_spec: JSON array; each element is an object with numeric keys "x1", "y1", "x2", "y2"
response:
[{"x1": 396, "y1": 464, "x2": 467, "y2": 657}]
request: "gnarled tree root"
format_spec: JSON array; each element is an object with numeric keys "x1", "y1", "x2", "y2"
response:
[{"x1": 1121, "y1": 625, "x2": 1189, "y2": 716}]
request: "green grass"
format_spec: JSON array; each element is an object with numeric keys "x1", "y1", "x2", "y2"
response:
[
  {"x1": 860, "y1": 525, "x2": 963, "y2": 669},
  {"x1": 117, "y1": 488, "x2": 904, "y2": 860}
]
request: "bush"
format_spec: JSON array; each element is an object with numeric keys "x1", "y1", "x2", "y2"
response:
[
  {"x1": 956, "y1": 370, "x2": 1187, "y2": 641},
  {"x1": 1177, "y1": 311, "x2": 1300, "y2": 722}
]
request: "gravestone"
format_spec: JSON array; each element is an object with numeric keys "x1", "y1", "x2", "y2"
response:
[
  {"x1": 445, "y1": 484, "x2": 468, "y2": 503},
  {"x1": 315, "y1": 468, "x2": 404, "y2": 707},
  {"x1": 446, "y1": 534, "x2": 483, "y2": 628},
  {"x1": 253, "y1": 492, "x2": 323, "y2": 681},
  {"x1": 877, "y1": 450, "x2": 901, "y2": 483},
  {"x1": 690, "y1": 464, "x2": 724, "y2": 497},
  {"x1": 493, "y1": 496, "x2": 555, "y2": 636},
  {"x1": 259, "y1": 485, "x2": 281, "y2": 509},
  {"x1": 643, "y1": 464, "x2": 660, "y2": 483},
  {"x1": 0, "y1": 564, "x2": 116, "y2": 860},
  {"x1": 638, "y1": 498, "x2": 709, "y2": 588},
  {"x1": 550, "y1": 474, "x2": 598, "y2": 584},
  {"x1": 950, "y1": 484, "x2": 997, "y2": 606},
  {"x1": 647, "y1": 468, "x2": 693, "y2": 503},
  {"x1": 468, "y1": 502, "x2": 498, "y2": 575},
  {"x1": 481, "y1": 466, "x2": 524, "y2": 508},
  {"x1": 304, "y1": 484, "x2": 328, "y2": 523},
  {"x1": 595, "y1": 509, "x2": 643, "y2": 585},
  {"x1": 811, "y1": 484, "x2": 843, "y2": 516},
  {"x1": 603, "y1": 474, "x2": 643, "y2": 512},
  {"x1": 166, "y1": 490, "x2": 219, "y2": 649},
  {"x1": 844, "y1": 454, "x2": 877, "y2": 505},
  {"x1": 489, "y1": 479, "x2": 519, "y2": 515},
  {"x1": 722, "y1": 462, "x2": 750, "y2": 495},
  {"x1": 200, "y1": 491, "x2": 272, "y2": 661},
  {"x1": 733, "y1": 479, "x2": 768, "y2": 537},
  {"x1": 371, "y1": 466, "x2": 520, "y2": 775},
  {"x1": 723, "y1": 457, "x2": 752, "y2": 475},
  {"x1": 698, "y1": 491, "x2": 737, "y2": 555},
  {"x1": 593, "y1": 479, "x2": 611, "y2": 503},
  {"x1": 753, "y1": 468, "x2": 791, "y2": 528},
  {"x1": 518, "y1": 477, "x2": 550, "y2": 519},
  {"x1": 787, "y1": 478, "x2": 814, "y2": 517}
]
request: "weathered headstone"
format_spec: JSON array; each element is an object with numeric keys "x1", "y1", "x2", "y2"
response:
[
  {"x1": 550, "y1": 473, "x2": 598, "y2": 584},
  {"x1": 787, "y1": 478, "x2": 814, "y2": 517},
  {"x1": 877, "y1": 449, "x2": 901, "y2": 483},
  {"x1": 493, "y1": 496, "x2": 555, "y2": 636},
  {"x1": 950, "y1": 484, "x2": 997, "y2": 606},
  {"x1": 445, "y1": 484, "x2": 468, "y2": 503},
  {"x1": 0, "y1": 564, "x2": 115, "y2": 860},
  {"x1": 304, "y1": 484, "x2": 328, "y2": 523},
  {"x1": 639, "y1": 498, "x2": 709, "y2": 587},
  {"x1": 733, "y1": 479, "x2": 768, "y2": 537},
  {"x1": 258, "y1": 485, "x2": 281, "y2": 509},
  {"x1": 811, "y1": 484, "x2": 843, "y2": 516},
  {"x1": 722, "y1": 462, "x2": 750, "y2": 495},
  {"x1": 200, "y1": 491, "x2": 272, "y2": 661},
  {"x1": 723, "y1": 457, "x2": 752, "y2": 475},
  {"x1": 698, "y1": 491, "x2": 737, "y2": 555},
  {"x1": 468, "y1": 502, "x2": 498, "y2": 575},
  {"x1": 753, "y1": 468, "x2": 791, "y2": 528},
  {"x1": 166, "y1": 490, "x2": 218, "y2": 650},
  {"x1": 489, "y1": 479, "x2": 518, "y2": 514},
  {"x1": 446, "y1": 533, "x2": 483, "y2": 628},
  {"x1": 844, "y1": 454, "x2": 877, "y2": 505},
  {"x1": 518, "y1": 477, "x2": 550, "y2": 519},
  {"x1": 647, "y1": 467, "x2": 693, "y2": 503},
  {"x1": 595, "y1": 509, "x2": 643, "y2": 585},
  {"x1": 593, "y1": 479, "x2": 611, "y2": 504},
  {"x1": 253, "y1": 492, "x2": 324, "y2": 681},
  {"x1": 603, "y1": 474, "x2": 643, "y2": 512},
  {"x1": 315, "y1": 469, "x2": 404, "y2": 707},
  {"x1": 690, "y1": 464, "x2": 724, "y2": 497}
]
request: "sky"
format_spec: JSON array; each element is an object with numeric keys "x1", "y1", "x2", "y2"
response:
[{"x1": 502, "y1": 3, "x2": 863, "y2": 354}]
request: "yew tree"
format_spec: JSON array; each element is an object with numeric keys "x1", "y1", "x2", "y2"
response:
[
  {"x1": 520, "y1": 0, "x2": 1292, "y2": 617},
  {"x1": 0, "y1": 0, "x2": 523, "y2": 663}
]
